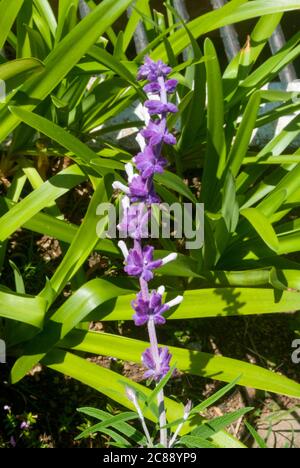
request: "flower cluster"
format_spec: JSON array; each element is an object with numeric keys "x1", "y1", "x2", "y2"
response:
[{"x1": 113, "y1": 57, "x2": 183, "y2": 382}]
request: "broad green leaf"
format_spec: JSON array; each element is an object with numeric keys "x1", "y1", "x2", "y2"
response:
[
  {"x1": 229, "y1": 34, "x2": 300, "y2": 106},
  {"x1": 17, "y1": 0, "x2": 33, "y2": 58},
  {"x1": 257, "y1": 163, "x2": 300, "y2": 217},
  {"x1": 0, "y1": 197, "x2": 119, "y2": 256},
  {"x1": 201, "y1": 38, "x2": 226, "y2": 209},
  {"x1": 269, "y1": 268, "x2": 300, "y2": 292},
  {"x1": 11, "y1": 278, "x2": 130, "y2": 384},
  {"x1": 61, "y1": 329, "x2": 300, "y2": 398},
  {"x1": 56, "y1": 0, "x2": 79, "y2": 43},
  {"x1": 123, "y1": 0, "x2": 151, "y2": 51},
  {"x1": 88, "y1": 46, "x2": 142, "y2": 96},
  {"x1": 227, "y1": 92, "x2": 261, "y2": 177},
  {"x1": 91, "y1": 283, "x2": 300, "y2": 321},
  {"x1": 155, "y1": 171, "x2": 197, "y2": 203},
  {"x1": 240, "y1": 208, "x2": 279, "y2": 252},
  {"x1": 0, "y1": 0, "x2": 133, "y2": 142},
  {"x1": 0, "y1": 0, "x2": 24, "y2": 49},
  {"x1": 9, "y1": 106, "x2": 123, "y2": 172},
  {"x1": 223, "y1": 13, "x2": 283, "y2": 96},
  {"x1": 33, "y1": 0, "x2": 57, "y2": 37},
  {"x1": 43, "y1": 349, "x2": 244, "y2": 448},
  {"x1": 9, "y1": 260, "x2": 25, "y2": 294},
  {"x1": 0, "y1": 165, "x2": 86, "y2": 242},
  {"x1": 49, "y1": 175, "x2": 113, "y2": 296},
  {"x1": 151, "y1": 1, "x2": 300, "y2": 62},
  {"x1": 0, "y1": 58, "x2": 44, "y2": 82},
  {"x1": 0, "y1": 289, "x2": 45, "y2": 328}
]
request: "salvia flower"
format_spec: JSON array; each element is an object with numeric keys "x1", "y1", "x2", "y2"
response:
[
  {"x1": 132, "y1": 288, "x2": 184, "y2": 327},
  {"x1": 124, "y1": 244, "x2": 163, "y2": 281},
  {"x1": 115, "y1": 57, "x2": 181, "y2": 394},
  {"x1": 145, "y1": 100, "x2": 178, "y2": 116},
  {"x1": 132, "y1": 289, "x2": 169, "y2": 326},
  {"x1": 137, "y1": 57, "x2": 172, "y2": 82},
  {"x1": 142, "y1": 347, "x2": 172, "y2": 381},
  {"x1": 135, "y1": 146, "x2": 167, "y2": 178},
  {"x1": 140, "y1": 120, "x2": 176, "y2": 146},
  {"x1": 118, "y1": 198, "x2": 149, "y2": 240}
]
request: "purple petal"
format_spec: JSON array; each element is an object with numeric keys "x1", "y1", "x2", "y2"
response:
[
  {"x1": 149, "y1": 259, "x2": 163, "y2": 270},
  {"x1": 166, "y1": 103, "x2": 178, "y2": 113},
  {"x1": 165, "y1": 79, "x2": 178, "y2": 93},
  {"x1": 163, "y1": 132, "x2": 176, "y2": 145},
  {"x1": 153, "y1": 315, "x2": 166, "y2": 325},
  {"x1": 142, "y1": 269, "x2": 154, "y2": 282},
  {"x1": 145, "y1": 100, "x2": 165, "y2": 115},
  {"x1": 144, "y1": 82, "x2": 161, "y2": 94},
  {"x1": 143, "y1": 245, "x2": 154, "y2": 262},
  {"x1": 133, "y1": 314, "x2": 148, "y2": 326}
]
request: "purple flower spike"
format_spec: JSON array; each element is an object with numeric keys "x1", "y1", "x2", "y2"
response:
[
  {"x1": 135, "y1": 146, "x2": 167, "y2": 178},
  {"x1": 115, "y1": 58, "x2": 182, "y2": 407},
  {"x1": 132, "y1": 290, "x2": 169, "y2": 326},
  {"x1": 145, "y1": 100, "x2": 178, "y2": 115},
  {"x1": 141, "y1": 120, "x2": 176, "y2": 146},
  {"x1": 137, "y1": 57, "x2": 172, "y2": 82},
  {"x1": 124, "y1": 245, "x2": 162, "y2": 281},
  {"x1": 142, "y1": 347, "x2": 172, "y2": 381}
]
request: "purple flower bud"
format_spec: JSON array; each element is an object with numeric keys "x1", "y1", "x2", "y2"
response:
[
  {"x1": 20, "y1": 421, "x2": 30, "y2": 430},
  {"x1": 132, "y1": 290, "x2": 169, "y2": 326},
  {"x1": 142, "y1": 347, "x2": 172, "y2": 381},
  {"x1": 137, "y1": 57, "x2": 172, "y2": 82},
  {"x1": 141, "y1": 121, "x2": 176, "y2": 146},
  {"x1": 129, "y1": 175, "x2": 160, "y2": 203},
  {"x1": 143, "y1": 82, "x2": 161, "y2": 94},
  {"x1": 135, "y1": 146, "x2": 167, "y2": 178},
  {"x1": 118, "y1": 201, "x2": 149, "y2": 239},
  {"x1": 165, "y1": 79, "x2": 178, "y2": 93},
  {"x1": 124, "y1": 244, "x2": 163, "y2": 281},
  {"x1": 145, "y1": 100, "x2": 178, "y2": 115}
]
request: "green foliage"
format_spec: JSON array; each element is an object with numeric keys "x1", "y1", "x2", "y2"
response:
[{"x1": 0, "y1": 0, "x2": 300, "y2": 449}]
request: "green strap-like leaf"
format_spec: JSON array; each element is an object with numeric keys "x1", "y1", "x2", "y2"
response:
[
  {"x1": 61, "y1": 329, "x2": 300, "y2": 398},
  {"x1": 0, "y1": 58, "x2": 44, "y2": 81},
  {"x1": 0, "y1": 165, "x2": 86, "y2": 242},
  {"x1": 0, "y1": 289, "x2": 45, "y2": 328},
  {"x1": 151, "y1": 1, "x2": 300, "y2": 61},
  {"x1": 10, "y1": 279, "x2": 131, "y2": 384},
  {"x1": 42, "y1": 349, "x2": 245, "y2": 448},
  {"x1": 0, "y1": 0, "x2": 133, "y2": 142},
  {"x1": 9, "y1": 107, "x2": 123, "y2": 172},
  {"x1": 0, "y1": 0, "x2": 24, "y2": 49},
  {"x1": 240, "y1": 208, "x2": 279, "y2": 252}
]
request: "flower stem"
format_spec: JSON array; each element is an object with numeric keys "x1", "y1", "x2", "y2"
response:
[
  {"x1": 147, "y1": 317, "x2": 168, "y2": 447},
  {"x1": 157, "y1": 388, "x2": 168, "y2": 447}
]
